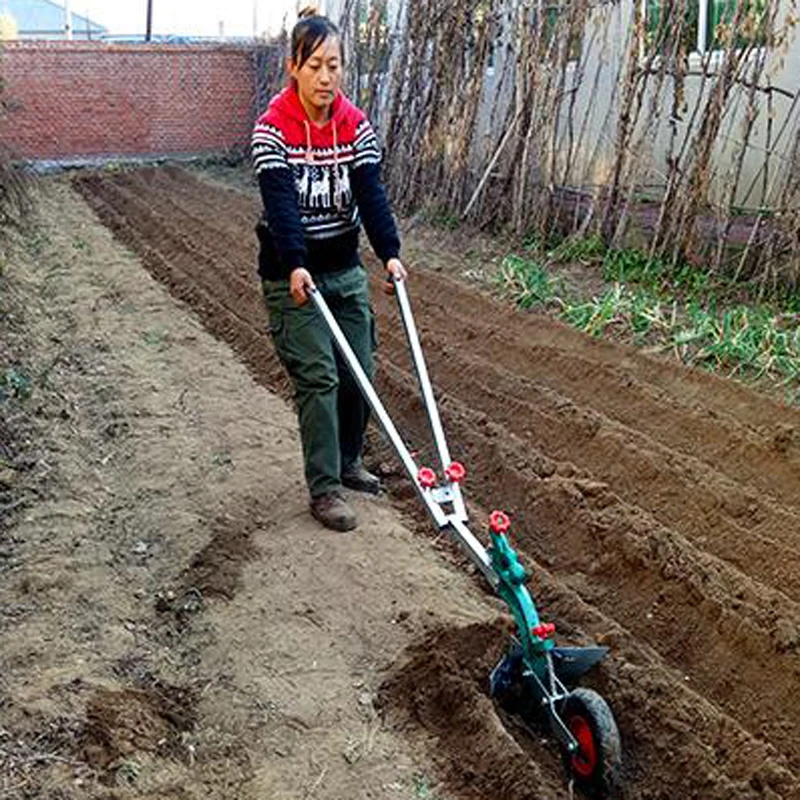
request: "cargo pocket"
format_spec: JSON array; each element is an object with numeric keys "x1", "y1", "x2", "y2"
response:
[
  {"x1": 263, "y1": 280, "x2": 287, "y2": 338},
  {"x1": 369, "y1": 306, "x2": 379, "y2": 351},
  {"x1": 268, "y1": 310, "x2": 283, "y2": 338},
  {"x1": 266, "y1": 303, "x2": 286, "y2": 358}
]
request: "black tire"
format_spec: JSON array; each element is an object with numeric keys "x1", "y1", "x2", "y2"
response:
[{"x1": 560, "y1": 688, "x2": 621, "y2": 798}]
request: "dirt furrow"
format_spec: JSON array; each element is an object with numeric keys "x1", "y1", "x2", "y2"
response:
[
  {"x1": 112, "y1": 169, "x2": 261, "y2": 283},
  {"x1": 74, "y1": 167, "x2": 800, "y2": 799},
  {"x1": 75, "y1": 176, "x2": 265, "y2": 324},
  {"x1": 390, "y1": 266, "x2": 798, "y2": 433},
  {"x1": 369, "y1": 275, "x2": 800, "y2": 514},
  {"x1": 373, "y1": 357, "x2": 800, "y2": 773},
  {"x1": 374, "y1": 322, "x2": 800, "y2": 604}
]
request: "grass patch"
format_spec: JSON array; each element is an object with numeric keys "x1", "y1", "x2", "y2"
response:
[{"x1": 496, "y1": 236, "x2": 800, "y2": 398}]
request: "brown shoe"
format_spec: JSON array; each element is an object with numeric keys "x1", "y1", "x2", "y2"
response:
[
  {"x1": 341, "y1": 462, "x2": 383, "y2": 495},
  {"x1": 310, "y1": 491, "x2": 357, "y2": 532}
]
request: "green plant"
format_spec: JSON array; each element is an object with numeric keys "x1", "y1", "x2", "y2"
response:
[
  {"x1": 24, "y1": 230, "x2": 50, "y2": 257},
  {"x1": 602, "y1": 249, "x2": 660, "y2": 284},
  {"x1": 72, "y1": 236, "x2": 91, "y2": 253},
  {"x1": 681, "y1": 304, "x2": 800, "y2": 383},
  {"x1": 142, "y1": 329, "x2": 168, "y2": 348},
  {"x1": 562, "y1": 283, "x2": 629, "y2": 337},
  {"x1": 413, "y1": 774, "x2": 432, "y2": 798},
  {"x1": 1, "y1": 367, "x2": 33, "y2": 401},
  {"x1": 551, "y1": 234, "x2": 607, "y2": 264},
  {"x1": 497, "y1": 254, "x2": 559, "y2": 309},
  {"x1": 498, "y1": 238, "x2": 800, "y2": 400},
  {"x1": 115, "y1": 760, "x2": 141, "y2": 786}
]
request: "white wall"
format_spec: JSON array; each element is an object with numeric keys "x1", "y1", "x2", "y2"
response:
[{"x1": 471, "y1": 0, "x2": 799, "y2": 207}]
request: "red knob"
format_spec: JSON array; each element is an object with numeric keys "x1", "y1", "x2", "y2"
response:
[
  {"x1": 445, "y1": 462, "x2": 466, "y2": 483},
  {"x1": 418, "y1": 467, "x2": 437, "y2": 489},
  {"x1": 489, "y1": 510, "x2": 511, "y2": 534},
  {"x1": 532, "y1": 623, "x2": 556, "y2": 639}
]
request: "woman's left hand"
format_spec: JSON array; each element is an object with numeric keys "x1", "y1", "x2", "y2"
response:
[{"x1": 384, "y1": 258, "x2": 408, "y2": 294}]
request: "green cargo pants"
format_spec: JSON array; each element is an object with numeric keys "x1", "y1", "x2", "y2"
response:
[{"x1": 262, "y1": 266, "x2": 375, "y2": 498}]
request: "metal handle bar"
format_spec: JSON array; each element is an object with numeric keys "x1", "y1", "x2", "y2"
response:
[
  {"x1": 308, "y1": 286, "x2": 495, "y2": 585},
  {"x1": 392, "y1": 279, "x2": 468, "y2": 522}
]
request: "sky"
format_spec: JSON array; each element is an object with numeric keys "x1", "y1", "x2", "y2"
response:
[{"x1": 74, "y1": 0, "x2": 298, "y2": 38}]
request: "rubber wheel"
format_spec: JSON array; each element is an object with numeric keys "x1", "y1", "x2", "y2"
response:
[{"x1": 560, "y1": 688, "x2": 621, "y2": 797}]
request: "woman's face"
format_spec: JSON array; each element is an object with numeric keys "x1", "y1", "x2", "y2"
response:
[{"x1": 290, "y1": 36, "x2": 342, "y2": 116}]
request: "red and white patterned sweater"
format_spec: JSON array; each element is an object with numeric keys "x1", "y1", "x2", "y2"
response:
[{"x1": 252, "y1": 86, "x2": 400, "y2": 280}]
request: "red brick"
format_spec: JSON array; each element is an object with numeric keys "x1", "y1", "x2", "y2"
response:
[{"x1": 0, "y1": 41, "x2": 260, "y2": 159}]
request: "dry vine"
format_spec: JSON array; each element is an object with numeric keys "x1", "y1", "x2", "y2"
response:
[{"x1": 336, "y1": 0, "x2": 800, "y2": 289}]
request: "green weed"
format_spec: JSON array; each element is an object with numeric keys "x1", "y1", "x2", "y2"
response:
[
  {"x1": 72, "y1": 236, "x2": 92, "y2": 254},
  {"x1": 142, "y1": 329, "x2": 168, "y2": 348},
  {"x1": 24, "y1": 229, "x2": 51, "y2": 257},
  {"x1": 681, "y1": 305, "x2": 800, "y2": 382},
  {"x1": 497, "y1": 254, "x2": 560, "y2": 309},
  {"x1": 115, "y1": 760, "x2": 141, "y2": 786},
  {"x1": 212, "y1": 451, "x2": 233, "y2": 468},
  {"x1": 0, "y1": 367, "x2": 33, "y2": 401},
  {"x1": 602, "y1": 248, "x2": 657, "y2": 283},
  {"x1": 497, "y1": 238, "x2": 800, "y2": 400},
  {"x1": 413, "y1": 774, "x2": 432, "y2": 798},
  {"x1": 551, "y1": 234, "x2": 607, "y2": 264}
]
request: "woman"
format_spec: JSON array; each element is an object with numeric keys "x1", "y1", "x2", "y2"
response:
[{"x1": 252, "y1": 8, "x2": 407, "y2": 532}]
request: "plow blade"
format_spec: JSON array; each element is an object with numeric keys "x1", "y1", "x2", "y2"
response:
[{"x1": 551, "y1": 646, "x2": 609, "y2": 685}]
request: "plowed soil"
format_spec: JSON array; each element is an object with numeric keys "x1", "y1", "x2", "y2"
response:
[{"x1": 72, "y1": 166, "x2": 800, "y2": 799}]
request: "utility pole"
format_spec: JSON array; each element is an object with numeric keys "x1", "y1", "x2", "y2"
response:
[
  {"x1": 146, "y1": 0, "x2": 153, "y2": 41},
  {"x1": 65, "y1": 0, "x2": 73, "y2": 40},
  {"x1": 252, "y1": 0, "x2": 258, "y2": 39}
]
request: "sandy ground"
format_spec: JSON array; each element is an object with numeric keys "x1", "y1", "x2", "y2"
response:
[{"x1": 0, "y1": 181, "x2": 498, "y2": 800}]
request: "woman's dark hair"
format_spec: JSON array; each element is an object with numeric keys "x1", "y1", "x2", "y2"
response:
[{"x1": 291, "y1": 10, "x2": 343, "y2": 68}]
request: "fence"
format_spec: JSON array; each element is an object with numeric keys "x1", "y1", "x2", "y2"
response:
[{"x1": 341, "y1": 0, "x2": 800, "y2": 287}]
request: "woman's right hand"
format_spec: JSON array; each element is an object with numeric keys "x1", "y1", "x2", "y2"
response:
[{"x1": 289, "y1": 267, "x2": 315, "y2": 306}]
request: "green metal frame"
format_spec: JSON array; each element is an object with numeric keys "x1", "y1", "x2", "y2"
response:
[{"x1": 489, "y1": 530, "x2": 553, "y2": 680}]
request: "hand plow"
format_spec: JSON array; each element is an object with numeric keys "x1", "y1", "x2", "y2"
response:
[{"x1": 310, "y1": 278, "x2": 621, "y2": 797}]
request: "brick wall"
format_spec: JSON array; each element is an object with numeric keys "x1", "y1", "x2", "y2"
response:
[{"x1": 0, "y1": 41, "x2": 259, "y2": 160}]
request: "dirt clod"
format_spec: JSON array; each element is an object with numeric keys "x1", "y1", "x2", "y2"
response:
[{"x1": 81, "y1": 683, "x2": 195, "y2": 770}]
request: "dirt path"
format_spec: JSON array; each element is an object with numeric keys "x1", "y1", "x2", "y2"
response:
[
  {"x1": 7, "y1": 164, "x2": 800, "y2": 799},
  {"x1": 0, "y1": 181, "x2": 507, "y2": 799}
]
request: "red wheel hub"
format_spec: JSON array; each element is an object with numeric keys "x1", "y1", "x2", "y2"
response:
[{"x1": 569, "y1": 715, "x2": 598, "y2": 779}]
